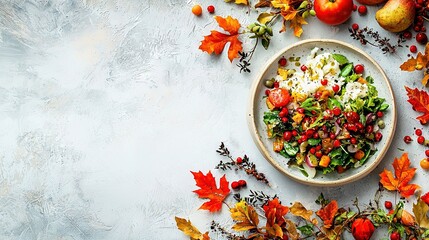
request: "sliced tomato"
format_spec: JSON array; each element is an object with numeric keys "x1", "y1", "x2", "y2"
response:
[{"x1": 268, "y1": 88, "x2": 291, "y2": 108}]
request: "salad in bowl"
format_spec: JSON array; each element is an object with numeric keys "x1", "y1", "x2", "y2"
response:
[{"x1": 248, "y1": 40, "x2": 396, "y2": 186}]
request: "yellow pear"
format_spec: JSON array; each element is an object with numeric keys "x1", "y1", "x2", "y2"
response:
[{"x1": 375, "y1": 0, "x2": 415, "y2": 32}]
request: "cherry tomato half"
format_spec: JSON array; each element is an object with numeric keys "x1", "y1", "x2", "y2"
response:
[{"x1": 268, "y1": 88, "x2": 291, "y2": 108}]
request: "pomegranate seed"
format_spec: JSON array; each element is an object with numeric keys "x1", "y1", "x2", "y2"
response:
[
  {"x1": 297, "y1": 107, "x2": 305, "y2": 114},
  {"x1": 265, "y1": 89, "x2": 270, "y2": 96},
  {"x1": 376, "y1": 111, "x2": 383, "y2": 118},
  {"x1": 403, "y1": 135, "x2": 413, "y2": 143},
  {"x1": 418, "y1": 136, "x2": 425, "y2": 144},
  {"x1": 358, "y1": 5, "x2": 367, "y2": 15},
  {"x1": 310, "y1": 147, "x2": 316, "y2": 154},
  {"x1": 273, "y1": 81, "x2": 279, "y2": 88},
  {"x1": 315, "y1": 151, "x2": 323, "y2": 158},
  {"x1": 353, "y1": 4, "x2": 357, "y2": 11},
  {"x1": 330, "y1": 133, "x2": 336, "y2": 140},
  {"x1": 354, "y1": 64, "x2": 364, "y2": 74},
  {"x1": 416, "y1": 129, "x2": 423, "y2": 136},
  {"x1": 236, "y1": 157, "x2": 243, "y2": 164},
  {"x1": 281, "y1": 117, "x2": 288, "y2": 123},
  {"x1": 321, "y1": 78, "x2": 328, "y2": 85},
  {"x1": 375, "y1": 132, "x2": 383, "y2": 142},
  {"x1": 332, "y1": 84, "x2": 340, "y2": 93},
  {"x1": 283, "y1": 131, "x2": 292, "y2": 141},
  {"x1": 300, "y1": 65, "x2": 307, "y2": 71},
  {"x1": 314, "y1": 91, "x2": 322, "y2": 99},
  {"x1": 306, "y1": 129, "x2": 315, "y2": 138},
  {"x1": 333, "y1": 107, "x2": 341, "y2": 116},
  {"x1": 207, "y1": 5, "x2": 215, "y2": 13},
  {"x1": 278, "y1": 57, "x2": 287, "y2": 66},
  {"x1": 292, "y1": 130, "x2": 298, "y2": 136},
  {"x1": 301, "y1": 135, "x2": 308, "y2": 142},
  {"x1": 384, "y1": 201, "x2": 393, "y2": 209},
  {"x1": 316, "y1": 145, "x2": 322, "y2": 151},
  {"x1": 334, "y1": 139, "x2": 341, "y2": 148},
  {"x1": 350, "y1": 137, "x2": 357, "y2": 144},
  {"x1": 231, "y1": 181, "x2": 240, "y2": 189},
  {"x1": 238, "y1": 179, "x2": 247, "y2": 187},
  {"x1": 410, "y1": 45, "x2": 417, "y2": 53},
  {"x1": 313, "y1": 132, "x2": 319, "y2": 139},
  {"x1": 352, "y1": 23, "x2": 359, "y2": 31},
  {"x1": 366, "y1": 125, "x2": 374, "y2": 133},
  {"x1": 422, "y1": 26, "x2": 427, "y2": 32},
  {"x1": 390, "y1": 231, "x2": 400, "y2": 240},
  {"x1": 425, "y1": 150, "x2": 429, "y2": 157}
]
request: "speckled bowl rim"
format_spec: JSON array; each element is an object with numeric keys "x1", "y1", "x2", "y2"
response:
[{"x1": 247, "y1": 39, "x2": 397, "y2": 187}]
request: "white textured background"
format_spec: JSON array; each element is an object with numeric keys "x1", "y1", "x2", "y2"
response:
[{"x1": 0, "y1": 0, "x2": 428, "y2": 239}]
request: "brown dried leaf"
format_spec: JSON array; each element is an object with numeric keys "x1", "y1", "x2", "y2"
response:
[
  {"x1": 285, "y1": 219, "x2": 300, "y2": 240},
  {"x1": 255, "y1": 0, "x2": 272, "y2": 8}
]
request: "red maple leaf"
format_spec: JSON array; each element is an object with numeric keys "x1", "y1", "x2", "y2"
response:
[
  {"x1": 263, "y1": 198, "x2": 289, "y2": 227},
  {"x1": 379, "y1": 153, "x2": 420, "y2": 198},
  {"x1": 405, "y1": 86, "x2": 429, "y2": 125},
  {"x1": 191, "y1": 171, "x2": 230, "y2": 212},
  {"x1": 316, "y1": 200, "x2": 338, "y2": 229},
  {"x1": 199, "y1": 16, "x2": 242, "y2": 62}
]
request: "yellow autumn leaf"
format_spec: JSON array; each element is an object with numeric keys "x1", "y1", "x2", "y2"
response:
[
  {"x1": 225, "y1": 0, "x2": 249, "y2": 5},
  {"x1": 272, "y1": 0, "x2": 290, "y2": 9},
  {"x1": 290, "y1": 202, "x2": 314, "y2": 221},
  {"x1": 290, "y1": 15, "x2": 307, "y2": 37},
  {"x1": 175, "y1": 217, "x2": 210, "y2": 240},
  {"x1": 257, "y1": 12, "x2": 275, "y2": 24},
  {"x1": 413, "y1": 197, "x2": 429, "y2": 229},
  {"x1": 230, "y1": 200, "x2": 260, "y2": 231}
]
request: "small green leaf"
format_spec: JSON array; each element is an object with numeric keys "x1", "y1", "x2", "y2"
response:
[
  {"x1": 308, "y1": 138, "x2": 321, "y2": 146},
  {"x1": 332, "y1": 54, "x2": 349, "y2": 65},
  {"x1": 340, "y1": 63, "x2": 353, "y2": 77},
  {"x1": 262, "y1": 38, "x2": 270, "y2": 50}
]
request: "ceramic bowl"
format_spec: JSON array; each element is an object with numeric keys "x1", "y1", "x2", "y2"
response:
[{"x1": 247, "y1": 39, "x2": 397, "y2": 186}]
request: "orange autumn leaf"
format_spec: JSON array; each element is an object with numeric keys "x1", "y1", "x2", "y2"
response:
[
  {"x1": 175, "y1": 217, "x2": 211, "y2": 240},
  {"x1": 400, "y1": 52, "x2": 427, "y2": 71},
  {"x1": 405, "y1": 86, "x2": 429, "y2": 125},
  {"x1": 316, "y1": 200, "x2": 338, "y2": 229},
  {"x1": 290, "y1": 15, "x2": 307, "y2": 37},
  {"x1": 199, "y1": 16, "x2": 242, "y2": 62},
  {"x1": 400, "y1": 43, "x2": 429, "y2": 86},
  {"x1": 191, "y1": 171, "x2": 230, "y2": 212},
  {"x1": 379, "y1": 153, "x2": 420, "y2": 198},
  {"x1": 263, "y1": 198, "x2": 289, "y2": 227}
]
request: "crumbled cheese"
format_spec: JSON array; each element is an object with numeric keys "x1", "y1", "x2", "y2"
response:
[
  {"x1": 279, "y1": 48, "x2": 345, "y2": 99},
  {"x1": 341, "y1": 82, "x2": 368, "y2": 103}
]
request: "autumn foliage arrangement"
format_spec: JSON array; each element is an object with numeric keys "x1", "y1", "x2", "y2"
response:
[{"x1": 176, "y1": 144, "x2": 429, "y2": 240}]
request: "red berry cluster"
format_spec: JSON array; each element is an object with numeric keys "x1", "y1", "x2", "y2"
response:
[
  {"x1": 404, "y1": 128, "x2": 429, "y2": 170},
  {"x1": 231, "y1": 179, "x2": 247, "y2": 190}
]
